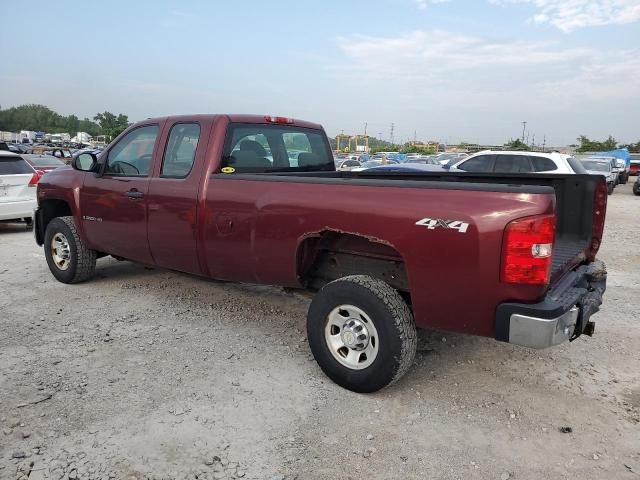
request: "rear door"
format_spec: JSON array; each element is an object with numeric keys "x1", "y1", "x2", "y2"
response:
[
  {"x1": 80, "y1": 124, "x2": 161, "y2": 263},
  {"x1": 0, "y1": 156, "x2": 34, "y2": 204},
  {"x1": 146, "y1": 119, "x2": 211, "y2": 274}
]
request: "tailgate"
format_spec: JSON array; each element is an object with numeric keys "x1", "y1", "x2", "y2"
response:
[{"x1": 0, "y1": 174, "x2": 34, "y2": 203}]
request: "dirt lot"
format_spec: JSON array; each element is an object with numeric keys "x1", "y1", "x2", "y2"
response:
[{"x1": 0, "y1": 182, "x2": 638, "y2": 480}]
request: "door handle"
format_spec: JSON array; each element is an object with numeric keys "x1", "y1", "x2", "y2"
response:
[{"x1": 125, "y1": 189, "x2": 144, "y2": 199}]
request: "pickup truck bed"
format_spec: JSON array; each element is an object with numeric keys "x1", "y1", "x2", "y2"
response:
[{"x1": 33, "y1": 114, "x2": 608, "y2": 393}]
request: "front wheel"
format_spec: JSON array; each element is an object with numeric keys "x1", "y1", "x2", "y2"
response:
[
  {"x1": 607, "y1": 183, "x2": 614, "y2": 195},
  {"x1": 307, "y1": 275, "x2": 417, "y2": 393},
  {"x1": 44, "y1": 216, "x2": 96, "y2": 284}
]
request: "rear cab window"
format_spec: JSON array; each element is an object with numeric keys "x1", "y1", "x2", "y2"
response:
[
  {"x1": 0, "y1": 156, "x2": 32, "y2": 174},
  {"x1": 221, "y1": 124, "x2": 334, "y2": 173}
]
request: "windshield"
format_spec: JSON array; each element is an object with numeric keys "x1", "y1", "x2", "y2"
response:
[{"x1": 581, "y1": 160, "x2": 610, "y2": 172}]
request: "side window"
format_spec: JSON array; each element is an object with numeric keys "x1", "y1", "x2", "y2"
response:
[
  {"x1": 494, "y1": 155, "x2": 532, "y2": 173},
  {"x1": 105, "y1": 125, "x2": 159, "y2": 176},
  {"x1": 161, "y1": 123, "x2": 201, "y2": 177},
  {"x1": 530, "y1": 156, "x2": 558, "y2": 172},
  {"x1": 457, "y1": 155, "x2": 493, "y2": 172}
]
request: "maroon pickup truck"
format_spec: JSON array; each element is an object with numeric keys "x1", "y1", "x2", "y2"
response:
[{"x1": 34, "y1": 114, "x2": 608, "y2": 392}]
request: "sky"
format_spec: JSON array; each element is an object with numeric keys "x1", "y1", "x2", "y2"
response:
[{"x1": 1, "y1": 0, "x2": 639, "y2": 146}]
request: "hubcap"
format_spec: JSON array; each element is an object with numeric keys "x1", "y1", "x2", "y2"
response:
[
  {"x1": 51, "y1": 232, "x2": 71, "y2": 271},
  {"x1": 324, "y1": 305, "x2": 379, "y2": 370}
]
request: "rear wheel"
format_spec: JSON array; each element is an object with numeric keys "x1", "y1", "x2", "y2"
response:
[
  {"x1": 44, "y1": 216, "x2": 96, "y2": 284},
  {"x1": 307, "y1": 275, "x2": 417, "y2": 393}
]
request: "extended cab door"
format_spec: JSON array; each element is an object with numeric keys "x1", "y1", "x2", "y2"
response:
[
  {"x1": 146, "y1": 120, "x2": 211, "y2": 274},
  {"x1": 80, "y1": 123, "x2": 162, "y2": 263}
]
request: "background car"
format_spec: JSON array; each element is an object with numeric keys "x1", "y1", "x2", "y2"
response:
[
  {"x1": 580, "y1": 158, "x2": 616, "y2": 194},
  {"x1": 22, "y1": 154, "x2": 67, "y2": 173},
  {"x1": 446, "y1": 150, "x2": 584, "y2": 174},
  {"x1": 351, "y1": 159, "x2": 400, "y2": 171},
  {"x1": 0, "y1": 151, "x2": 39, "y2": 224},
  {"x1": 359, "y1": 162, "x2": 445, "y2": 173},
  {"x1": 337, "y1": 159, "x2": 362, "y2": 171},
  {"x1": 436, "y1": 152, "x2": 469, "y2": 166},
  {"x1": 630, "y1": 153, "x2": 640, "y2": 175}
]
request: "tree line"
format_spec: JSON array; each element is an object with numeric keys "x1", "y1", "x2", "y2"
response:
[{"x1": 0, "y1": 104, "x2": 130, "y2": 140}]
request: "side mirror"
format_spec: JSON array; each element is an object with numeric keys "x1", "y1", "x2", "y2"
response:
[{"x1": 72, "y1": 152, "x2": 98, "y2": 172}]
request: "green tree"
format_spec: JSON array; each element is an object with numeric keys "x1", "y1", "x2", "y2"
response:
[
  {"x1": 93, "y1": 111, "x2": 130, "y2": 139},
  {"x1": 577, "y1": 135, "x2": 618, "y2": 152},
  {"x1": 619, "y1": 141, "x2": 640, "y2": 153},
  {"x1": 505, "y1": 138, "x2": 529, "y2": 151},
  {"x1": 0, "y1": 104, "x2": 102, "y2": 136}
]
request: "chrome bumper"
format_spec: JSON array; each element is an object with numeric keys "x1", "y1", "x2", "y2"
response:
[
  {"x1": 508, "y1": 306, "x2": 579, "y2": 349},
  {"x1": 495, "y1": 260, "x2": 607, "y2": 349}
]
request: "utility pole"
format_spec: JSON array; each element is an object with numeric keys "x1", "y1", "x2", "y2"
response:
[
  {"x1": 413, "y1": 129, "x2": 417, "y2": 145},
  {"x1": 531, "y1": 134, "x2": 535, "y2": 148},
  {"x1": 390, "y1": 123, "x2": 395, "y2": 146},
  {"x1": 521, "y1": 121, "x2": 527, "y2": 142},
  {"x1": 364, "y1": 122, "x2": 368, "y2": 152},
  {"x1": 526, "y1": 132, "x2": 530, "y2": 145},
  {"x1": 542, "y1": 135, "x2": 546, "y2": 153}
]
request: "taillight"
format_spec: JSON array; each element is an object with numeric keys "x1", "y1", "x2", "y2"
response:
[
  {"x1": 28, "y1": 170, "x2": 44, "y2": 187},
  {"x1": 502, "y1": 214, "x2": 556, "y2": 285},
  {"x1": 589, "y1": 179, "x2": 607, "y2": 260},
  {"x1": 264, "y1": 115, "x2": 294, "y2": 124}
]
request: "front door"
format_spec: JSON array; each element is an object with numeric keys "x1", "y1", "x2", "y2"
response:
[{"x1": 80, "y1": 124, "x2": 161, "y2": 264}]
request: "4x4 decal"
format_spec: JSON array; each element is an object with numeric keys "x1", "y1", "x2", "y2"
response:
[{"x1": 416, "y1": 217, "x2": 469, "y2": 233}]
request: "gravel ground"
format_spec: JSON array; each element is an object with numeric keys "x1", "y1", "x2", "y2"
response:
[{"x1": 0, "y1": 182, "x2": 638, "y2": 480}]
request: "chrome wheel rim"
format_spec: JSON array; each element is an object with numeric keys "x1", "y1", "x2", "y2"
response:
[
  {"x1": 51, "y1": 232, "x2": 71, "y2": 271},
  {"x1": 324, "y1": 305, "x2": 379, "y2": 370}
]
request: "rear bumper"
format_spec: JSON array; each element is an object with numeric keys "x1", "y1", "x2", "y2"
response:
[
  {"x1": 0, "y1": 199, "x2": 37, "y2": 221},
  {"x1": 495, "y1": 260, "x2": 607, "y2": 349}
]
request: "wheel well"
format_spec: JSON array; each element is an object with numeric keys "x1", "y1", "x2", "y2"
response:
[
  {"x1": 37, "y1": 199, "x2": 72, "y2": 243},
  {"x1": 297, "y1": 231, "x2": 410, "y2": 299}
]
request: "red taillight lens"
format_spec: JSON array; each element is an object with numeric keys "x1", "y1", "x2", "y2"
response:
[
  {"x1": 589, "y1": 179, "x2": 607, "y2": 260},
  {"x1": 264, "y1": 115, "x2": 294, "y2": 124},
  {"x1": 28, "y1": 170, "x2": 44, "y2": 187},
  {"x1": 502, "y1": 214, "x2": 556, "y2": 285}
]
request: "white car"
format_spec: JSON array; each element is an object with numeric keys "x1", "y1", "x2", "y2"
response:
[
  {"x1": 446, "y1": 150, "x2": 583, "y2": 174},
  {"x1": 0, "y1": 151, "x2": 38, "y2": 223}
]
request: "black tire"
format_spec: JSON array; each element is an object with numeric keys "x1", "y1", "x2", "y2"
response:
[
  {"x1": 307, "y1": 275, "x2": 417, "y2": 393},
  {"x1": 620, "y1": 173, "x2": 628, "y2": 185},
  {"x1": 633, "y1": 185, "x2": 640, "y2": 196},
  {"x1": 607, "y1": 183, "x2": 614, "y2": 195},
  {"x1": 44, "y1": 216, "x2": 96, "y2": 284}
]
